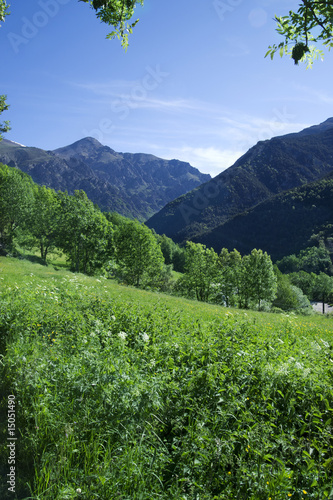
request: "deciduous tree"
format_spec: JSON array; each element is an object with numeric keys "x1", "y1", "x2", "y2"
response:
[
  {"x1": 57, "y1": 190, "x2": 112, "y2": 274},
  {"x1": 79, "y1": 0, "x2": 143, "y2": 49},
  {"x1": 113, "y1": 219, "x2": 165, "y2": 287},
  {"x1": 25, "y1": 185, "x2": 61, "y2": 262},
  {"x1": 267, "y1": 1, "x2": 333, "y2": 66},
  {"x1": 239, "y1": 249, "x2": 277, "y2": 310},
  {"x1": 181, "y1": 242, "x2": 218, "y2": 302},
  {"x1": 217, "y1": 248, "x2": 242, "y2": 307},
  {"x1": 0, "y1": 163, "x2": 34, "y2": 254}
]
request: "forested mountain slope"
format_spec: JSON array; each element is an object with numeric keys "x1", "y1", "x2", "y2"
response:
[
  {"x1": 0, "y1": 138, "x2": 210, "y2": 220},
  {"x1": 193, "y1": 174, "x2": 333, "y2": 261},
  {"x1": 146, "y1": 118, "x2": 333, "y2": 242}
]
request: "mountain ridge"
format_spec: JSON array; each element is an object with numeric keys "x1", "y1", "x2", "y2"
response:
[
  {"x1": 146, "y1": 118, "x2": 333, "y2": 245},
  {"x1": 0, "y1": 138, "x2": 210, "y2": 220}
]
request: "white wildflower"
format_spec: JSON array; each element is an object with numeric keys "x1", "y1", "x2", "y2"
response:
[
  {"x1": 118, "y1": 331, "x2": 127, "y2": 340},
  {"x1": 141, "y1": 332, "x2": 149, "y2": 343}
]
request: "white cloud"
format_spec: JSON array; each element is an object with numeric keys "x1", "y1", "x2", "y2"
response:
[{"x1": 176, "y1": 146, "x2": 244, "y2": 176}]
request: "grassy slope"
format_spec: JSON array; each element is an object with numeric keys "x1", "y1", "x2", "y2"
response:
[
  {"x1": 0, "y1": 257, "x2": 333, "y2": 499},
  {"x1": 1, "y1": 256, "x2": 332, "y2": 337}
]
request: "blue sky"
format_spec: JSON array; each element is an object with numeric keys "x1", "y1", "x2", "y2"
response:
[{"x1": 2, "y1": 0, "x2": 333, "y2": 176}]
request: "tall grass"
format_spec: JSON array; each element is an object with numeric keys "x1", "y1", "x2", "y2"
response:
[{"x1": 0, "y1": 257, "x2": 332, "y2": 499}]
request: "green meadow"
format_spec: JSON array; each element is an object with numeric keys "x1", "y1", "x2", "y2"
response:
[{"x1": 0, "y1": 256, "x2": 333, "y2": 499}]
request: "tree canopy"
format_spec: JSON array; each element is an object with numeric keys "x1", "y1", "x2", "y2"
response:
[
  {"x1": 80, "y1": 1, "x2": 333, "y2": 64},
  {"x1": 79, "y1": 0, "x2": 143, "y2": 50},
  {"x1": 266, "y1": 1, "x2": 333, "y2": 66}
]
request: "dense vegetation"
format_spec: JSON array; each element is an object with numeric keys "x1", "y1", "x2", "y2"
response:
[
  {"x1": 146, "y1": 122, "x2": 333, "y2": 255},
  {"x1": 0, "y1": 258, "x2": 333, "y2": 499},
  {"x1": 1, "y1": 161, "x2": 333, "y2": 499},
  {"x1": 2, "y1": 162, "x2": 333, "y2": 316},
  {"x1": 195, "y1": 175, "x2": 333, "y2": 262}
]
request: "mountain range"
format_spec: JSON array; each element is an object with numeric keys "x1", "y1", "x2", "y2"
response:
[
  {"x1": 146, "y1": 118, "x2": 333, "y2": 260},
  {"x1": 0, "y1": 137, "x2": 210, "y2": 220},
  {"x1": 2, "y1": 118, "x2": 333, "y2": 262}
]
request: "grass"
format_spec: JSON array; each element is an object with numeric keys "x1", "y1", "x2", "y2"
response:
[{"x1": 0, "y1": 256, "x2": 333, "y2": 499}]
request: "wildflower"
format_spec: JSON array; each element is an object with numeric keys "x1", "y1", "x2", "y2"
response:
[
  {"x1": 288, "y1": 494, "x2": 292, "y2": 497},
  {"x1": 141, "y1": 332, "x2": 149, "y2": 342},
  {"x1": 227, "y1": 471, "x2": 231, "y2": 475},
  {"x1": 76, "y1": 488, "x2": 82, "y2": 494},
  {"x1": 302, "y1": 491, "x2": 307, "y2": 495},
  {"x1": 118, "y1": 331, "x2": 127, "y2": 340}
]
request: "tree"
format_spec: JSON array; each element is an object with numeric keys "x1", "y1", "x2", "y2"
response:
[
  {"x1": 312, "y1": 272, "x2": 333, "y2": 314},
  {"x1": 25, "y1": 185, "x2": 61, "y2": 262},
  {"x1": 0, "y1": 3, "x2": 10, "y2": 139},
  {"x1": 239, "y1": 249, "x2": 277, "y2": 310},
  {"x1": 0, "y1": 164, "x2": 35, "y2": 254},
  {"x1": 273, "y1": 271, "x2": 312, "y2": 314},
  {"x1": 0, "y1": 94, "x2": 10, "y2": 141},
  {"x1": 180, "y1": 242, "x2": 218, "y2": 302},
  {"x1": 57, "y1": 190, "x2": 113, "y2": 274},
  {"x1": 277, "y1": 246, "x2": 333, "y2": 275},
  {"x1": 113, "y1": 219, "x2": 165, "y2": 288},
  {"x1": 289, "y1": 270, "x2": 317, "y2": 300},
  {"x1": 267, "y1": 1, "x2": 333, "y2": 66},
  {"x1": 217, "y1": 248, "x2": 242, "y2": 307},
  {"x1": 0, "y1": 0, "x2": 9, "y2": 22},
  {"x1": 79, "y1": 0, "x2": 143, "y2": 50},
  {"x1": 156, "y1": 234, "x2": 186, "y2": 273},
  {"x1": 299, "y1": 246, "x2": 333, "y2": 275}
]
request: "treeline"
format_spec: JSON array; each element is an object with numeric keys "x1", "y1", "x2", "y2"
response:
[
  {"x1": 1, "y1": 163, "x2": 332, "y2": 313},
  {"x1": 0, "y1": 163, "x2": 183, "y2": 286},
  {"x1": 176, "y1": 243, "x2": 277, "y2": 310}
]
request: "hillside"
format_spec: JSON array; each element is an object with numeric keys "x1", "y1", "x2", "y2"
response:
[
  {"x1": 1, "y1": 256, "x2": 333, "y2": 499},
  {"x1": 193, "y1": 174, "x2": 333, "y2": 261},
  {"x1": 146, "y1": 118, "x2": 333, "y2": 243},
  {"x1": 0, "y1": 138, "x2": 210, "y2": 220}
]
